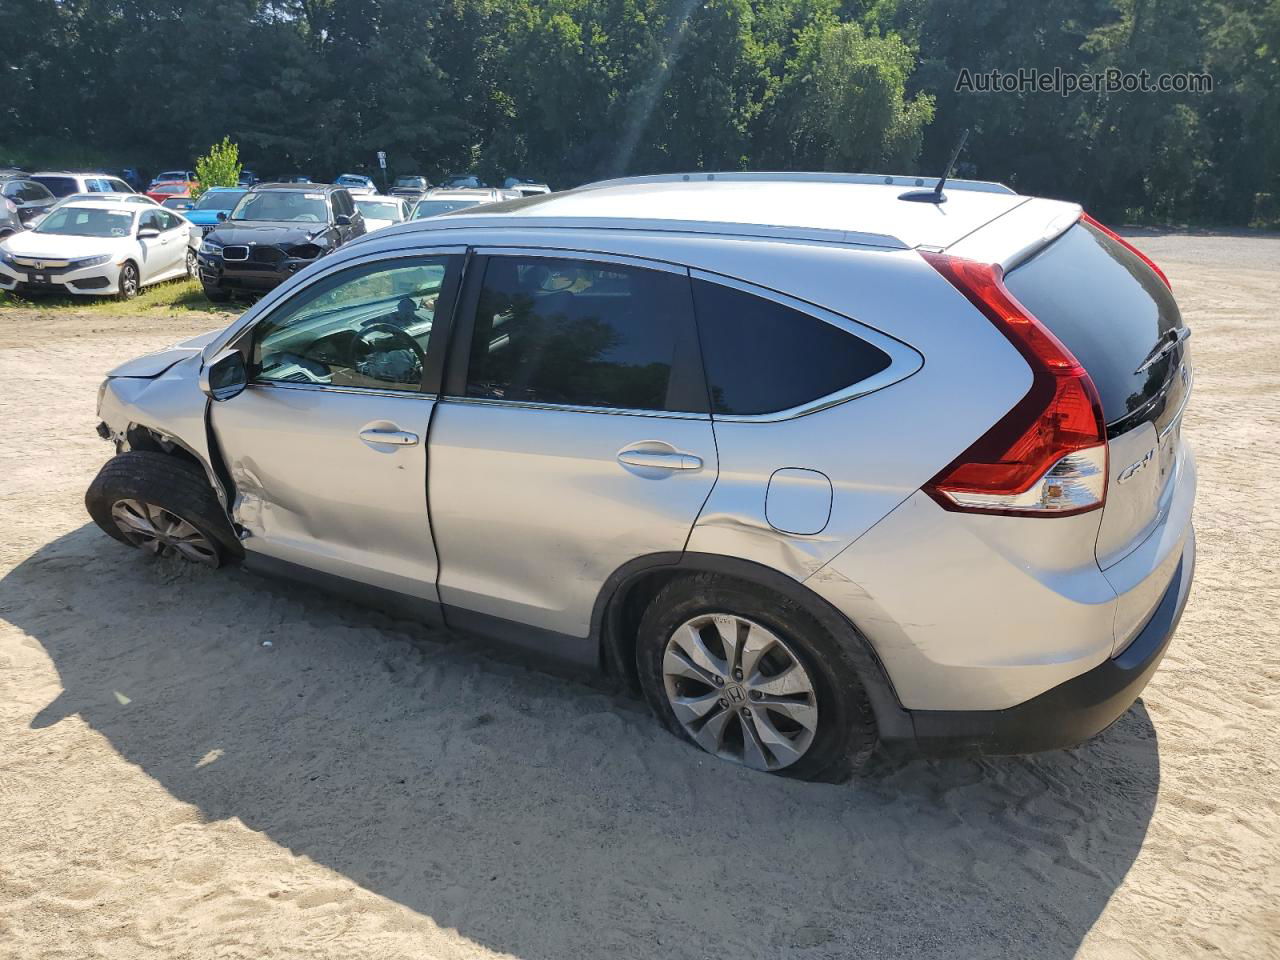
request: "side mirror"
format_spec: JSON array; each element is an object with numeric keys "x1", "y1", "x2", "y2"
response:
[
  {"x1": 199, "y1": 349, "x2": 247, "y2": 402},
  {"x1": 137, "y1": 227, "x2": 160, "y2": 239},
  {"x1": 335, "y1": 213, "x2": 352, "y2": 225},
  {"x1": 216, "y1": 211, "x2": 228, "y2": 221}
]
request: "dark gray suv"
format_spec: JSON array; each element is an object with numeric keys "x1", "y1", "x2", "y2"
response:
[{"x1": 196, "y1": 183, "x2": 365, "y2": 301}]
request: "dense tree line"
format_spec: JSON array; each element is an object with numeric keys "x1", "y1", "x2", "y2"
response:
[{"x1": 0, "y1": 0, "x2": 1275, "y2": 224}]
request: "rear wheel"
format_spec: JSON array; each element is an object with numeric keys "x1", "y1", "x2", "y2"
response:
[
  {"x1": 85, "y1": 451, "x2": 239, "y2": 568},
  {"x1": 116, "y1": 261, "x2": 139, "y2": 300},
  {"x1": 636, "y1": 573, "x2": 877, "y2": 781}
]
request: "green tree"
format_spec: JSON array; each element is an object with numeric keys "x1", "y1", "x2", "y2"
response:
[{"x1": 193, "y1": 138, "x2": 243, "y2": 199}]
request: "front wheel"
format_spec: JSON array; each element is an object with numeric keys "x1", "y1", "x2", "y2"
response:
[
  {"x1": 86, "y1": 451, "x2": 240, "y2": 567},
  {"x1": 185, "y1": 247, "x2": 198, "y2": 279},
  {"x1": 636, "y1": 573, "x2": 877, "y2": 781},
  {"x1": 116, "y1": 261, "x2": 139, "y2": 300}
]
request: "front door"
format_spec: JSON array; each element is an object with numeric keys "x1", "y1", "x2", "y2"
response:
[
  {"x1": 210, "y1": 253, "x2": 462, "y2": 599},
  {"x1": 429, "y1": 251, "x2": 717, "y2": 652}
]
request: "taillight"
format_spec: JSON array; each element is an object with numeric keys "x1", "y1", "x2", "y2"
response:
[
  {"x1": 1081, "y1": 213, "x2": 1170, "y2": 289},
  {"x1": 921, "y1": 252, "x2": 1108, "y2": 517}
]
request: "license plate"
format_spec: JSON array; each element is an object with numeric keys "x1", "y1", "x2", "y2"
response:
[{"x1": 33, "y1": 273, "x2": 48, "y2": 283}]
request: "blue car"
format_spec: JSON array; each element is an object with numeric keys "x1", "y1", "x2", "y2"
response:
[{"x1": 178, "y1": 186, "x2": 249, "y2": 233}]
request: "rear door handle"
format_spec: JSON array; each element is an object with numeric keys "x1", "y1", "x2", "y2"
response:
[
  {"x1": 617, "y1": 448, "x2": 702, "y2": 470},
  {"x1": 359, "y1": 427, "x2": 419, "y2": 446}
]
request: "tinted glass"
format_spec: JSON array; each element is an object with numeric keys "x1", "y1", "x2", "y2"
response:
[
  {"x1": 691, "y1": 279, "x2": 892, "y2": 416},
  {"x1": 355, "y1": 199, "x2": 403, "y2": 221},
  {"x1": 23, "y1": 181, "x2": 53, "y2": 202},
  {"x1": 33, "y1": 176, "x2": 78, "y2": 197},
  {"x1": 36, "y1": 207, "x2": 134, "y2": 237},
  {"x1": 231, "y1": 190, "x2": 328, "y2": 222},
  {"x1": 0, "y1": 181, "x2": 19, "y2": 197},
  {"x1": 1004, "y1": 222, "x2": 1184, "y2": 425},
  {"x1": 413, "y1": 199, "x2": 480, "y2": 219},
  {"x1": 106, "y1": 178, "x2": 133, "y2": 193},
  {"x1": 254, "y1": 257, "x2": 455, "y2": 391},
  {"x1": 194, "y1": 190, "x2": 244, "y2": 210},
  {"x1": 466, "y1": 257, "x2": 689, "y2": 411}
]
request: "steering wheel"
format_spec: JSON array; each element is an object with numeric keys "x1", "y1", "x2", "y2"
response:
[{"x1": 347, "y1": 322, "x2": 428, "y2": 380}]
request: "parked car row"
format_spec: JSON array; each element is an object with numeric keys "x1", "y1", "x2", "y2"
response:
[{"x1": 0, "y1": 165, "x2": 550, "y2": 301}]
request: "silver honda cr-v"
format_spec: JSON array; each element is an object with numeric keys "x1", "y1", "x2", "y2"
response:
[{"x1": 88, "y1": 172, "x2": 1196, "y2": 781}]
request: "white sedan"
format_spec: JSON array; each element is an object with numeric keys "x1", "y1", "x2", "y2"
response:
[
  {"x1": 0, "y1": 198, "x2": 197, "y2": 299},
  {"x1": 353, "y1": 195, "x2": 410, "y2": 232}
]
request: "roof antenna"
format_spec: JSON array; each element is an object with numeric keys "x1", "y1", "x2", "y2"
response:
[{"x1": 899, "y1": 128, "x2": 969, "y2": 204}]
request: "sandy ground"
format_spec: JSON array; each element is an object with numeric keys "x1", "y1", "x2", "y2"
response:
[{"x1": 1, "y1": 234, "x2": 1277, "y2": 960}]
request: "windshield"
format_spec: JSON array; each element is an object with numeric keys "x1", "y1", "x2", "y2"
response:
[
  {"x1": 394, "y1": 177, "x2": 425, "y2": 188},
  {"x1": 336, "y1": 176, "x2": 367, "y2": 186},
  {"x1": 156, "y1": 171, "x2": 188, "y2": 182},
  {"x1": 231, "y1": 191, "x2": 329, "y2": 222},
  {"x1": 35, "y1": 207, "x2": 135, "y2": 237},
  {"x1": 195, "y1": 190, "x2": 245, "y2": 210},
  {"x1": 413, "y1": 199, "x2": 481, "y2": 219},
  {"x1": 356, "y1": 199, "x2": 403, "y2": 221},
  {"x1": 151, "y1": 183, "x2": 187, "y2": 194}
]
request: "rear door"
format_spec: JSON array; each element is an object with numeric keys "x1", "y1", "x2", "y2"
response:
[
  {"x1": 210, "y1": 252, "x2": 462, "y2": 599},
  {"x1": 428, "y1": 250, "x2": 717, "y2": 654},
  {"x1": 1003, "y1": 219, "x2": 1190, "y2": 569}
]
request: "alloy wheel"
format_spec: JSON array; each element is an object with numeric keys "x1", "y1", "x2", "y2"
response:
[
  {"x1": 120, "y1": 265, "x2": 138, "y2": 298},
  {"x1": 110, "y1": 498, "x2": 218, "y2": 566},
  {"x1": 186, "y1": 248, "x2": 197, "y2": 278},
  {"x1": 661, "y1": 613, "x2": 818, "y2": 771}
]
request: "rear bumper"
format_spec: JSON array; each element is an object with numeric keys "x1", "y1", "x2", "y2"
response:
[{"x1": 906, "y1": 528, "x2": 1195, "y2": 755}]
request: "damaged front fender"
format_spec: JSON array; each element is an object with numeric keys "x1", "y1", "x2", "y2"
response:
[{"x1": 97, "y1": 352, "x2": 229, "y2": 510}]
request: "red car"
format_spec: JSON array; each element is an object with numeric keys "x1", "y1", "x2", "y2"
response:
[{"x1": 145, "y1": 180, "x2": 196, "y2": 203}]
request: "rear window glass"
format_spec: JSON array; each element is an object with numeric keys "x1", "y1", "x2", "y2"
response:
[
  {"x1": 32, "y1": 176, "x2": 78, "y2": 197},
  {"x1": 1004, "y1": 222, "x2": 1184, "y2": 426},
  {"x1": 691, "y1": 280, "x2": 892, "y2": 416}
]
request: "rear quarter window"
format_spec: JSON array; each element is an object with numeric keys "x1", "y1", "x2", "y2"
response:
[{"x1": 690, "y1": 279, "x2": 893, "y2": 416}]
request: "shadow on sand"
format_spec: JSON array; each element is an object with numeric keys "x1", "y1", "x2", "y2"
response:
[{"x1": 5, "y1": 525, "x2": 1160, "y2": 959}]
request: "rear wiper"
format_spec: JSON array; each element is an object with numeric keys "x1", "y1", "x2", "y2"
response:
[{"x1": 1135, "y1": 327, "x2": 1191, "y2": 374}]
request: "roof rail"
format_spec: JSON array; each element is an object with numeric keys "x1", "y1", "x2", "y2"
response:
[
  {"x1": 367, "y1": 214, "x2": 909, "y2": 250},
  {"x1": 578, "y1": 171, "x2": 1017, "y2": 196}
]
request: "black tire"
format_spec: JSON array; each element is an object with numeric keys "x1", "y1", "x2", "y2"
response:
[
  {"x1": 202, "y1": 281, "x2": 231, "y2": 303},
  {"x1": 116, "y1": 261, "x2": 140, "y2": 300},
  {"x1": 636, "y1": 573, "x2": 877, "y2": 782},
  {"x1": 85, "y1": 451, "x2": 240, "y2": 567}
]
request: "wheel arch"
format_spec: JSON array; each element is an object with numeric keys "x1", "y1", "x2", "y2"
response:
[{"x1": 592, "y1": 551, "x2": 914, "y2": 742}]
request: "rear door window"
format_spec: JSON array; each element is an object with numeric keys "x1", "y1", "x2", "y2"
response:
[
  {"x1": 1004, "y1": 222, "x2": 1185, "y2": 428},
  {"x1": 690, "y1": 279, "x2": 892, "y2": 416},
  {"x1": 461, "y1": 256, "x2": 704, "y2": 412}
]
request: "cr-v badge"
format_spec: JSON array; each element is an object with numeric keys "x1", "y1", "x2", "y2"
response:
[{"x1": 1118, "y1": 448, "x2": 1156, "y2": 484}]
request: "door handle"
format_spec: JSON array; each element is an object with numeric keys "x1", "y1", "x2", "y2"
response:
[
  {"x1": 617, "y1": 448, "x2": 702, "y2": 470},
  {"x1": 359, "y1": 427, "x2": 419, "y2": 446}
]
